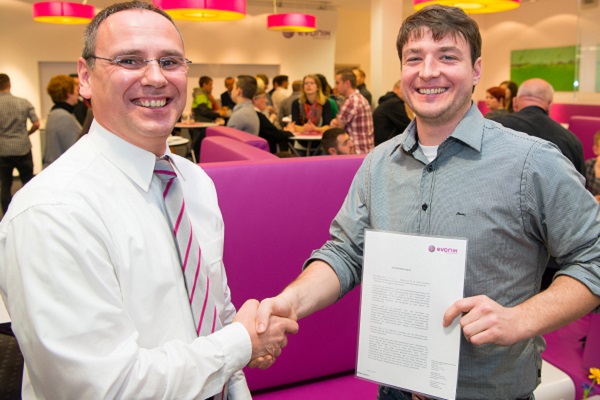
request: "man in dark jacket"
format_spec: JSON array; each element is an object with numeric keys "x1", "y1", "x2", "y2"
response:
[
  {"x1": 373, "y1": 80, "x2": 412, "y2": 146},
  {"x1": 492, "y1": 78, "x2": 585, "y2": 176}
]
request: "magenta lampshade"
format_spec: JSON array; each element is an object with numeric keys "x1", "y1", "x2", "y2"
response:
[
  {"x1": 153, "y1": 0, "x2": 246, "y2": 21},
  {"x1": 267, "y1": 13, "x2": 316, "y2": 32},
  {"x1": 413, "y1": 0, "x2": 520, "y2": 13},
  {"x1": 32, "y1": 2, "x2": 95, "y2": 24}
]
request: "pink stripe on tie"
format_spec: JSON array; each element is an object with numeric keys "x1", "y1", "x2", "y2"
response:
[
  {"x1": 197, "y1": 276, "x2": 210, "y2": 335},
  {"x1": 182, "y1": 223, "x2": 193, "y2": 272},
  {"x1": 173, "y1": 201, "x2": 185, "y2": 235},
  {"x1": 189, "y1": 247, "x2": 201, "y2": 300},
  {"x1": 162, "y1": 178, "x2": 174, "y2": 198}
]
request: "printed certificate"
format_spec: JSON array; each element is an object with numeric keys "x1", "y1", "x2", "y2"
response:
[{"x1": 356, "y1": 230, "x2": 467, "y2": 400}]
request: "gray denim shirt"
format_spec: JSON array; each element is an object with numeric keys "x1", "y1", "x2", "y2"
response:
[{"x1": 308, "y1": 103, "x2": 600, "y2": 399}]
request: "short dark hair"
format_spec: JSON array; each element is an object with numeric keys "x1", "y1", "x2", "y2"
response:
[
  {"x1": 321, "y1": 128, "x2": 347, "y2": 153},
  {"x1": 273, "y1": 75, "x2": 288, "y2": 87},
  {"x1": 0, "y1": 74, "x2": 10, "y2": 91},
  {"x1": 396, "y1": 4, "x2": 481, "y2": 67},
  {"x1": 236, "y1": 75, "x2": 257, "y2": 99},
  {"x1": 199, "y1": 76, "x2": 212, "y2": 87},
  {"x1": 82, "y1": 1, "x2": 181, "y2": 67},
  {"x1": 336, "y1": 69, "x2": 356, "y2": 89}
]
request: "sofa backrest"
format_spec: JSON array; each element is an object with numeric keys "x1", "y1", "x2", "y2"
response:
[
  {"x1": 206, "y1": 125, "x2": 270, "y2": 152},
  {"x1": 568, "y1": 116, "x2": 600, "y2": 160},
  {"x1": 199, "y1": 136, "x2": 278, "y2": 163},
  {"x1": 477, "y1": 100, "x2": 600, "y2": 124},
  {"x1": 202, "y1": 155, "x2": 365, "y2": 391}
]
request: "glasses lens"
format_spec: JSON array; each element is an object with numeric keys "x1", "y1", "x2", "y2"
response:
[
  {"x1": 159, "y1": 57, "x2": 188, "y2": 72},
  {"x1": 113, "y1": 55, "x2": 146, "y2": 70}
]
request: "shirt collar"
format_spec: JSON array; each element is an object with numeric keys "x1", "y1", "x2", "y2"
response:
[
  {"x1": 86, "y1": 120, "x2": 178, "y2": 192},
  {"x1": 393, "y1": 102, "x2": 485, "y2": 157}
]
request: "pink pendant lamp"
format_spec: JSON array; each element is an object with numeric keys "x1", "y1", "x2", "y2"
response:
[
  {"x1": 32, "y1": 1, "x2": 95, "y2": 24},
  {"x1": 413, "y1": 0, "x2": 520, "y2": 13},
  {"x1": 267, "y1": 0, "x2": 316, "y2": 33},
  {"x1": 153, "y1": 0, "x2": 246, "y2": 21}
]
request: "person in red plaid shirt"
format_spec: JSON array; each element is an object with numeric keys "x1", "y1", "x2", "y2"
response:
[{"x1": 330, "y1": 69, "x2": 374, "y2": 154}]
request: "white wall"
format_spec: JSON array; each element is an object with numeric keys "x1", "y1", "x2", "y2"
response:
[
  {"x1": 0, "y1": 2, "x2": 338, "y2": 117},
  {"x1": 474, "y1": 0, "x2": 600, "y2": 105}
]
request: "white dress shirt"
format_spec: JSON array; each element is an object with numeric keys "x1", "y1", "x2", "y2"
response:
[{"x1": 0, "y1": 121, "x2": 252, "y2": 399}]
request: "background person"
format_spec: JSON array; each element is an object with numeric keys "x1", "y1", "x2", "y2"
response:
[
  {"x1": 43, "y1": 74, "x2": 82, "y2": 168},
  {"x1": 321, "y1": 128, "x2": 356, "y2": 155},
  {"x1": 0, "y1": 73, "x2": 39, "y2": 215},
  {"x1": 227, "y1": 75, "x2": 260, "y2": 135},
  {"x1": 483, "y1": 86, "x2": 508, "y2": 119},
  {"x1": 500, "y1": 80, "x2": 518, "y2": 113},
  {"x1": 220, "y1": 76, "x2": 236, "y2": 110},
  {"x1": 585, "y1": 130, "x2": 600, "y2": 203},
  {"x1": 0, "y1": 3, "x2": 297, "y2": 399},
  {"x1": 373, "y1": 80, "x2": 412, "y2": 146},
  {"x1": 330, "y1": 69, "x2": 374, "y2": 154}
]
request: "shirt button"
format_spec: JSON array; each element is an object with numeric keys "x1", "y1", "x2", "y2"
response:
[
  {"x1": 427, "y1": 164, "x2": 434, "y2": 172},
  {"x1": 422, "y1": 203, "x2": 428, "y2": 211}
]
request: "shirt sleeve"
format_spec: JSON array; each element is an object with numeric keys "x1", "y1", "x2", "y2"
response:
[
  {"x1": 304, "y1": 154, "x2": 373, "y2": 298},
  {"x1": 522, "y1": 141, "x2": 600, "y2": 300},
  {"x1": 0, "y1": 202, "x2": 252, "y2": 399},
  {"x1": 336, "y1": 95, "x2": 354, "y2": 126},
  {"x1": 27, "y1": 100, "x2": 39, "y2": 123}
]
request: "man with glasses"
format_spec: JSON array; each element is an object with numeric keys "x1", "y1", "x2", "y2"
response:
[{"x1": 0, "y1": 2, "x2": 297, "y2": 399}]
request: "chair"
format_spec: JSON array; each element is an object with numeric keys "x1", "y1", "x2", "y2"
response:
[{"x1": 567, "y1": 116, "x2": 600, "y2": 160}]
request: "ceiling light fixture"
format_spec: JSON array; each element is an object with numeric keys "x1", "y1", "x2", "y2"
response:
[
  {"x1": 153, "y1": 0, "x2": 246, "y2": 21},
  {"x1": 267, "y1": 0, "x2": 316, "y2": 32},
  {"x1": 32, "y1": 1, "x2": 95, "y2": 24},
  {"x1": 413, "y1": 0, "x2": 520, "y2": 13}
]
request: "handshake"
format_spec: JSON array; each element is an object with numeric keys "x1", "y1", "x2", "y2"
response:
[{"x1": 233, "y1": 295, "x2": 297, "y2": 370}]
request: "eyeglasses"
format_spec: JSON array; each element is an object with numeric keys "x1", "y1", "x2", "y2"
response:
[{"x1": 90, "y1": 55, "x2": 192, "y2": 72}]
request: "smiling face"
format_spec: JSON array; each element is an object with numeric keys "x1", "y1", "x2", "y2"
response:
[
  {"x1": 401, "y1": 29, "x2": 481, "y2": 139},
  {"x1": 78, "y1": 9, "x2": 187, "y2": 156}
]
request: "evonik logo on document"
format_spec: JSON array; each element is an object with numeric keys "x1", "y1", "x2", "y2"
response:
[{"x1": 428, "y1": 244, "x2": 458, "y2": 254}]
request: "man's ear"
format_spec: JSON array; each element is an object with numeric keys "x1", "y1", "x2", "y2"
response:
[
  {"x1": 327, "y1": 148, "x2": 337, "y2": 155},
  {"x1": 77, "y1": 57, "x2": 92, "y2": 100}
]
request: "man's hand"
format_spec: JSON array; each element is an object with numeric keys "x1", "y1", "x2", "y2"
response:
[
  {"x1": 246, "y1": 295, "x2": 298, "y2": 369},
  {"x1": 443, "y1": 295, "x2": 525, "y2": 347},
  {"x1": 233, "y1": 299, "x2": 299, "y2": 367}
]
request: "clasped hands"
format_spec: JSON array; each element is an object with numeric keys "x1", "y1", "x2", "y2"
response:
[{"x1": 233, "y1": 298, "x2": 298, "y2": 369}]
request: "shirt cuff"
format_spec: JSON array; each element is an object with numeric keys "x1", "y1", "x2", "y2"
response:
[{"x1": 210, "y1": 322, "x2": 252, "y2": 377}]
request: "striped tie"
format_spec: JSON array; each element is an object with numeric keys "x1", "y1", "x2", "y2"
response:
[{"x1": 154, "y1": 156, "x2": 217, "y2": 337}]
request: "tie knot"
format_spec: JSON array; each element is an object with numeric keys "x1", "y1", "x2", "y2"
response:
[{"x1": 154, "y1": 157, "x2": 176, "y2": 183}]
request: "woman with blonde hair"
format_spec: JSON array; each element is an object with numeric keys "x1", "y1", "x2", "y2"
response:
[{"x1": 291, "y1": 74, "x2": 334, "y2": 133}]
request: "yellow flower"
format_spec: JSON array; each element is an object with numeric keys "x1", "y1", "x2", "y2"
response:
[{"x1": 590, "y1": 368, "x2": 600, "y2": 382}]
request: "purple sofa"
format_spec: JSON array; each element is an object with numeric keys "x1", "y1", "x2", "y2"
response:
[
  {"x1": 200, "y1": 136, "x2": 277, "y2": 163},
  {"x1": 567, "y1": 116, "x2": 600, "y2": 160},
  {"x1": 206, "y1": 125, "x2": 270, "y2": 152},
  {"x1": 201, "y1": 155, "x2": 380, "y2": 397},
  {"x1": 477, "y1": 100, "x2": 600, "y2": 124},
  {"x1": 542, "y1": 313, "x2": 600, "y2": 400}
]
